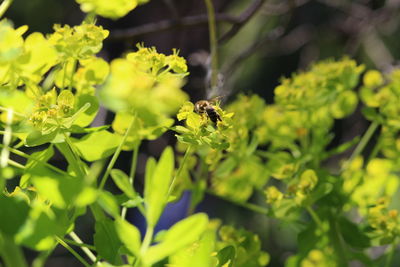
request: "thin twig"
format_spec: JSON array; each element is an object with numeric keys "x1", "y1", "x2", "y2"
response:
[
  {"x1": 109, "y1": 13, "x2": 238, "y2": 41},
  {"x1": 219, "y1": 0, "x2": 267, "y2": 43},
  {"x1": 204, "y1": 0, "x2": 219, "y2": 90}
]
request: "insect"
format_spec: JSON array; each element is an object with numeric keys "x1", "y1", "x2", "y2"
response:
[{"x1": 194, "y1": 98, "x2": 222, "y2": 124}]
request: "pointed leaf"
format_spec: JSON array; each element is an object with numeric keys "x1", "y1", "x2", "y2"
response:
[
  {"x1": 144, "y1": 213, "x2": 208, "y2": 265},
  {"x1": 144, "y1": 147, "x2": 174, "y2": 227}
]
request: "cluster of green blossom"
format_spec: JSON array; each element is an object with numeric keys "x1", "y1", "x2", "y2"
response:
[
  {"x1": 361, "y1": 69, "x2": 400, "y2": 165},
  {"x1": 367, "y1": 197, "x2": 400, "y2": 245},
  {"x1": 174, "y1": 58, "x2": 400, "y2": 265},
  {"x1": 102, "y1": 45, "x2": 189, "y2": 150},
  {"x1": 76, "y1": 0, "x2": 150, "y2": 19}
]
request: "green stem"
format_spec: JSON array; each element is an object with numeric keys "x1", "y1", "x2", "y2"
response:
[
  {"x1": 306, "y1": 206, "x2": 323, "y2": 229},
  {"x1": 7, "y1": 159, "x2": 25, "y2": 169},
  {"x1": 140, "y1": 226, "x2": 154, "y2": 254},
  {"x1": 68, "y1": 59, "x2": 77, "y2": 91},
  {"x1": 329, "y1": 218, "x2": 348, "y2": 267},
  {"x1": 0, "y1": 106, "x2": 25, "y2": 118},
  {"x1": 62, "y1": 61, "x2": 68, "y2": 89},
  {"x1": 0, "y1": 108, "x2": 13, "y2": 168},
  {"x1": 63, "y1": 238, "x2": 96, "y2": 250},
  {"x1": 62, "y1": 133, "x2": 86, "y2": 177},
  {"x1": 0, "y1": 144, "x2": 70, "y2": 177},
  {"x1": 0, "y1": 0, "x2": 13, "y2": 18},
  {"x1": 204, "y1": 0, "x2": 219, "y2": 91},
  {"x1": 55, "y1": 236, "x2": 91, "y2": 267},
  {"x1": 206, "y1": 189, "x2": 269, "y2": 215},
  {"x1": 32, "y1": 245, "x2": 56, "y2": 267},
  {"x1": 69, "y1": 231, "x2": 97, "y2": 263},
  {"x1": 99, "y1": 116, "x2": 136, "y2": 190},
  {"x1": 384, "y1": 240, "x2": 397, "y2": 267},
  {"x1": 0, "y1": 233, "x2": 28, "y2": 267},
  {"x1": 121, "y1": 141, "x2": 141, "y2": 219},
  {"x1": 133, "y1": 225, "x2": 154, "y2": 267},
  {"x1": 342, "y1": 121, "x2": 379, "y2": 171},
  {"x1": 167, "y1": 146, "x2": 192, "y2": 197}
]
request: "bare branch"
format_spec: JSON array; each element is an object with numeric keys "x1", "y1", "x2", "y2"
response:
[
  {"x1": 109, "y1": 13, "x2": 239, "y2": 41},
  {"x1": 218, "y1": 0, "x2": 267, "y2": 44}
]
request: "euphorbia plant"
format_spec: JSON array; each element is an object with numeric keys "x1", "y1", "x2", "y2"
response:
[{"x1": 1, "y1": 0, "x2": 400, "y2": 267}]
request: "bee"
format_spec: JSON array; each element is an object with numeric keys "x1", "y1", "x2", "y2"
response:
[{"x1": 194, "y1": 98, "x2": 222, "y2": 124}]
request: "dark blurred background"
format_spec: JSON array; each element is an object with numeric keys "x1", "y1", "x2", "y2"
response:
[{"x1": 5, "y1": 0, "x2": 400, "y2": 266}]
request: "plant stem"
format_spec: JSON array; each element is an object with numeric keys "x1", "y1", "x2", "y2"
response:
[
  {"x1": 342, "y1": 121, "x2": 379, "y2": 171},
  {"x1": 0, "y1": 233, "x2": 28, "y2": 267},
  {"x1": 306, "y1": 206, "x2": 323, "y2": 229},
  {"x1": 121, "y1": 141, "x2": 141, "y2": 219},
  {"x1": 63, "y1": 133, "x2": 86, "y2": 177},
  {"x1": 0, "y1": 108, "x2": 13, "y2": 168},
  {"x1": 99, "y1": 116, "x2": 136, "y2": 190},
  {"x1": 0, "y1": 144, "x2": 70, "y2": 177},
  {"x1": 140, "y1": 226, "x2": 154, "y2": 254},
  {"x1": 206, "y1": 189, "x2": 269, "y2": 215},
  {"x1": 329, "y1": 218, "x2": 348, "y2": 267},
  {"x1": 0, "y1": 0, "x2": 13, "y2": 18},
  {"x1": 69, "y1": 231, "x2": 97, "y2": 263},
  {"x1": 68, "y1": 59, "x2": 77, "y2": 91},
  {"x1": 204, "y1": 0, "x2": 219, "y2": 92},
  {"x1": 0, "y1": 106, "x2": 25, "y2": 118},
  {"x1": 384, "y1": 241, "x2": 397, "y2": 267},
  {"x1": 167, "y1": 146, "x2": 192, "y2": 197},
  {"x1": 63, "y1": 238, "x2": 96, "y2": 250},
  {"x1": 32, "y1": 245, "x2": 56, "y2": 267},
  {"x1": 55, "y1": 236, "x2": 91, "y2": 267},
  {"x1": 7, "y1": 159, "x2": 25, "y2": 169}
]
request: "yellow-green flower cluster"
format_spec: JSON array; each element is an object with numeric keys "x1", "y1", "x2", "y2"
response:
[
  {"x1": 102, "y1": 45, "x2": 189, "y2": 149},
  {"x1": 367, "y1": 197, "x2": 400, "y2": 244},
  {"x1": 0, "y1": 19, "x2": 57, "y2": 88},
  {"x1": 28, "y1": 89, "x2": 78, "y2": 134},
  {"x1": 265, "y1": 169, "x2": 319, "y2": 207},
  {"x1": 76, "y1": 0, "x2": 149, "y2": 20},
  {"x1": 361, "y1": 69, "x2": 400, "y2": 164},
  {"x1": 217, "y1": 225, "x2": 270, "y2": 267},
  {"x1": 175, "y1": 100, "x2": 233, "y2": 150},
  {"x1": 342, "y1": 157, "x2": 399, "y2": 213},
  {"x1": 48, "y1": 23, "x2": 108, "y2": 61},
  {"x1": 275, "y1": 58, "x2": 363, "y2": 123},
  {"x1": 299, "y1": 248, "x2": 336, "y2": 267}
]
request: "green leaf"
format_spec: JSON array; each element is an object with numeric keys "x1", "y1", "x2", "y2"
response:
[
  {"x1": 215, "y1": 157, "x2": 237, "y2": 177},
  {"x1": 25, "y1": 129, "x2": 60, "y2": 147},
  {"x1": 297, "y1": 223, "x2": 318, "y2": 255},
  {"x1": 15, "y1": 204, "x2": 58, "y2": 251},
  {"x1": 144, "y1": 147, "x2": 174, "y2": 227},
  {"x1": 170, "y1": 230, "x2": 216, "y2": 267},
  {"x1": 73, "y1": 94, "x2": 99, "y2": 127},
  {"x1": 115, "y1": 218, "x2": 141, "y2": 257},
  {"x1": 110, "y1": 169, "x2": 136, "y2": 199},
  {"x1": 302, "y1": 183, "x2": 333, "y2": 206},
  {"x1": 0, "y1": 194, "x2": 30, "y2": 236},
  {"x1": 55, "y1": 142, "x2": 86, "y2": 178},
  {"x1": 338, "y1": 216, "x2": 370, "y2": 249},
  {"x1": 72, "y1": 130, "x2": 122, "y2": 161},
  {"x1": 94, "y1": 218, "x2": 123, "y2": 265},
  {"x1": 144, "y1": 213, "x2": 209, "y2": 265},
  {"x1": 31, "y1": 171, "x2": 90, "y2": 209},
  {"x1": 70, "y1": 125, "x2": 110, "y2": 133},
  {"x1": 20, "y1": 146, "x2": 55, "y2": 188},
  {"x1": 97, "y1": 191, "x2": 120, "y2": 218},
  {"x1": 216, "y1": 245, "x2": 236, "y2": 267}
]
